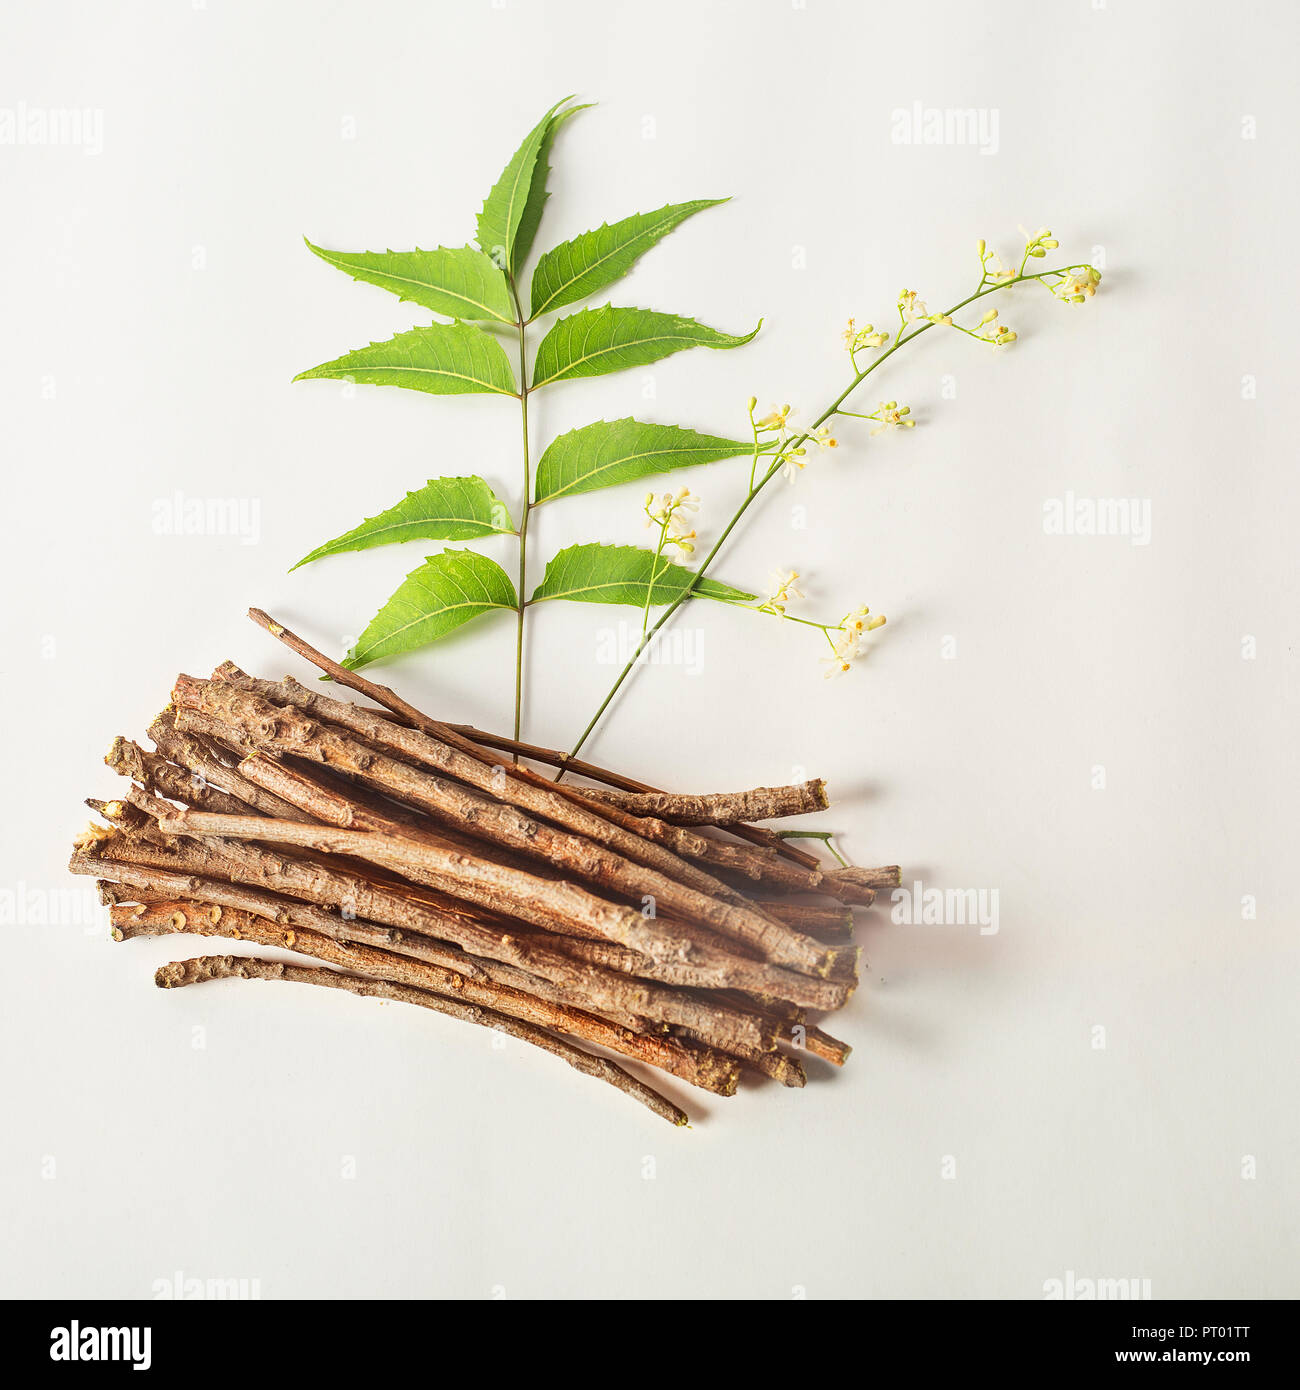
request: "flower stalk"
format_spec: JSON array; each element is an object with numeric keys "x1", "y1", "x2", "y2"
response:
[{"x1": 559, "y1": 242, "x2": 1101, "y2": 770}]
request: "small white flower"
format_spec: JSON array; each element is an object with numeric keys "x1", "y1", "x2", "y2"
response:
[
  {"x1": 983, "y1": 248, "x2": 1016, "y2": 282},
  {"x1": 870, "y1": 401, "x2": 915, "y2": 435},
  {"x1": 844, "y1": 321, "x2": 890, "y2": 352},
  {"x1": 840, "y1": 604, "x2": 871, "y2": 636},
  {"x1": 644, "y1": 486, "x2": 701, "y2": 549},
  {"x1": 821, "y1": 609, "x2": 885, "y2": 675},
  {"x1": 757, "y1": 403, "x2": 794, "y2": 434},
  {"x1": 822, "y1": 651, "x2": 855, "y2": 678},
  {"x1": 1053, "y1": 267, "x2": 1101, "y2": 303},
  {"x1": 765, "y1": 569, "x2": 803, "y2": 608}
]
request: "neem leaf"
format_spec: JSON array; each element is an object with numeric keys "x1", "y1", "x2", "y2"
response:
[
  {"x1": 476, "y1": 97, "x2": 577, "y2": 276},
  {"x1": 530, "y1": 543, "x2": 754, "y2": 606},
  {"x1": 531, "y1": 306, "x2": 760, "y2": 387},
  {"x1": 513, "y1": 103, "x2": 591, "y2": 271},
  {"x1": 291, "y1": 477, "x2": 516, "y2": 570},
  {"x1": 343, "y1": 549, "x2": 518, "y2": 670},
  {"x1": 294, "y1": 322, "x2": 517, "y2": 396},
  {"x1": 529, "y1": 199, "x2": 727, "y2": 319},
  {"x1": 534, "y1": 418, "x2": 752, "y2": 502},
  {"x1": 302, "y1": 240, "x2": 515, "y2": 323}
]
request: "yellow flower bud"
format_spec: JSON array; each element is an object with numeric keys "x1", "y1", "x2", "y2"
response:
[
  {"x1": 747, "y1": 395, "x2": 757, "y2": 412},
  {"x1": 867, "y1": 615, "x2": 886, "y2": 630},
  {"x1": 979, "y1": 309, "x2": 998, "y2": 325},
  {"x1": 977, "y1": 238, "x2": 986, "y2": 256}
]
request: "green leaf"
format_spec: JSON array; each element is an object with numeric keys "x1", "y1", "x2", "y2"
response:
[
  {"x1": 530, "y1": 543, "x2": 754, "y2": 607},
  {"x1": 513, "y1": 103, "x2": 591, "y2": 271},
  {"x1": 476, "y1": 97, "x2": 577, "y2": 277},
  {"x1": 529, "y1": 199, "x2": 727, "y2": 319},
  {"x1": 531, "y1": 306, "x2": 760, "y2": 388},
  {"x1": 294, "y1": 322, "x2": 517, "y2": 397},
  {"x1": 343, "y1": 549, "x2": 518, "y2": 670},
  {"x1": 303, "y1": 240, "x2": 515, "y2": 323},
  {"x1": 534, "y1": 418, "x2": 753, "y2": 502},
  {"x1": 291, "y1": 477, "x2": 515, "y2": 571}
]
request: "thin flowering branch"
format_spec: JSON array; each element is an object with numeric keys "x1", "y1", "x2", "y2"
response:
[
  {"x1": 558, "y1": 228, "x2": 1103, "y2": 769},
  {"x1": 640, "y1": 487, "x2": 699, "y2": 643},
  {"x1": 837, "y1": 401, "x2": 917, "y2": 434},
  {"x1": 748, "y1": 573, "x2": 886, "y2": 677}
]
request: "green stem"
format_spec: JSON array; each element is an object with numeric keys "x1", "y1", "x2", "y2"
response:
[
  {"x1": 775, "y1": 828, "x2": 850, "y2": 867},
  {"x1": 640, "y1": 522, "x2": 669, "y2": 644},
  {"x1": 556, "y1": 262, "x2": 1093, "y2": 774},
  {"x1": 510, "y1": 282, "x2": 531, "y2": 751}
]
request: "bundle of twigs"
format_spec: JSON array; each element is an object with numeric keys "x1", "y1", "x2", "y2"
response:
[{"x1": 68, "y1": 609, "x2": 897, "y2": 1125}]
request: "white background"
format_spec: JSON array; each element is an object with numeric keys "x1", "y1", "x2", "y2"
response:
[{"x1": 3, "y1": 0, "x2": 1297, "y2": 1299}]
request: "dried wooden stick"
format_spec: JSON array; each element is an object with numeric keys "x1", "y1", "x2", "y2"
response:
[
  {"x1": 110, "y1": 777, "x2": 850, "y2": 1015},
  {"x1": 705, "y1": 985, "x2": 851, "y2": 1064},
  {"x1": 155, "y1": 954, "x2": 689, "y2": 1125},
  {"x1": 117, "y1": 901, "x2": 738, "y2": 1095},
  {"x1": 246, "y1": 609, "x2": 502, "y2": 765},
  {"x1": 246, "y1": 607, "x2": 822, "y2": 870},
  {"x1": 171, "y1": 804, "x2": 869, "y2": 1001},
  {"x1": 550, "y1": 798, "x2": 877, "y2": 905},
  {"x1": 224, "y1": 662, "x2": 811, "y2": 908},
  {"x1": 101, "y1": 871, "x2": 655, "y2": 1030},
  {"x1": 757, "y1": 901, "x2": 856, "y2": 936},
  {"x1": 825, "y1": 865, "x2": 901, "y2": 894},
  {"x1": 578, "y1": 781, "x2": 830, "y2": 826},
  {"x1": 80, "y1": 793, "x2": 842, "y2": 1023},
  {"x1": 735, "y1": 1049, "x2": 807, "y2": 1088},
  {"x1": 75, "y1": 626, "x2": 884, "y2": 1122},
  {"x1": 174, "y1": 676, "x2": 838, "y2": 977},
  {"x1": 105, "y1": 738, "x2": 250, "y2": 817},
  {"x1": 151, "y1": 801, "x2": 706, "y2": 964},
  {"x1": 800, "y1": 1026, "x2": 852, "y2": 1067},
  {"x1": 215, "y1": 667, "x2": 751, "y2": 867},
  {"x1": 510, "y1": 929, "x2": 850, "y2": 1013},
  {"x1": 77, "y1": 824, "x2": 782, "y2": 1051},
  {"x1": 146, "y1": 710, "x2": 308, "y2": 821}
]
